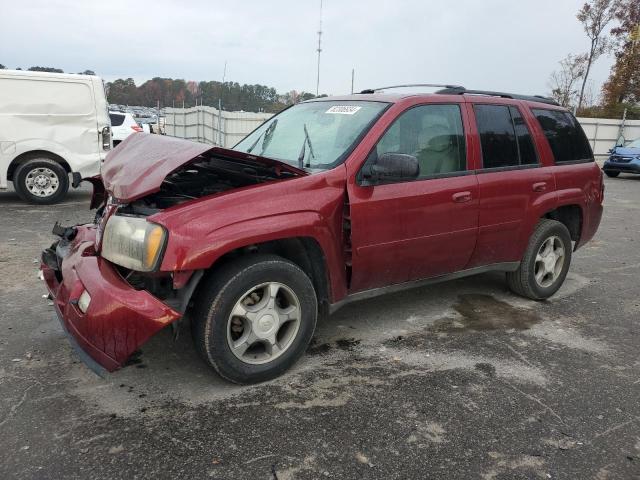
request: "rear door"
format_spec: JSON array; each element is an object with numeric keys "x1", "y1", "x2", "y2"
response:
[
  {"x1": 348, "y1": 103, "x2": 479, "y2": 292},
  {"x1": 92, "y1": 77, "x2": 111, "y2": 160},
  {"x1": 465, "y1": 103, "x2": 555, "y2": 267}
]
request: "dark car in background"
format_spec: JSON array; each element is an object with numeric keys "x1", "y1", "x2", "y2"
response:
[{"x1": 603, "y1": 138, "x2": 640, "y2": 177}]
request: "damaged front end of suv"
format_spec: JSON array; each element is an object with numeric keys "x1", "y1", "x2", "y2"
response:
[{"x1": 40, "y1": 133, "x2": 308, "y2": 374}]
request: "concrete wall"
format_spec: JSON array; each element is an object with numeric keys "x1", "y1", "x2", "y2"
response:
[
  {"x1": 164, "y1": 106, "x2": 272, "y2": 148},
  {"x1": 165, "y1": 106, "x2": 639, "y2": 159},
  {"x1": 577, "y1": 117, "x2": 640, "y2": 158}
]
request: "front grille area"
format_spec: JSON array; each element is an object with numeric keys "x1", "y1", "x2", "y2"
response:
[{"x1": 611, "y1": 155, "x2": 633, "y2": 163}]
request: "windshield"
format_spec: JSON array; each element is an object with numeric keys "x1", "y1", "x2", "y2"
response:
[
  {"x1": 625, "y1": 138, "x2": 640, "y2": 149},
  {"x1": 234, "y1": 101, "x2": 389, "y2": 171}
]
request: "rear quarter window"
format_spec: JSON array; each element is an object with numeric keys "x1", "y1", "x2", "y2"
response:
[
  {"x1": 531, "y1": 109, "x2": 592, "y2": 163},
  {"x1": 109, "y1": 113, "x2": 125, "y2": 126}
]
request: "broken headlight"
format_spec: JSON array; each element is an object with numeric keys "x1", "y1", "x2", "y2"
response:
[{"x1": 101, "y1": 215, "x2": 166, "y2": 272}]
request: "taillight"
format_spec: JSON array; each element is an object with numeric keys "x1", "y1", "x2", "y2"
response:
[
  {"x1": 131, "y1": 125, "x2": 143, "y2": 132},
  {"x1": 101, "y1": 126, "x2": 111, "y2": 150}
]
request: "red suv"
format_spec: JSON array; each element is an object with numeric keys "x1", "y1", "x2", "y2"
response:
[{"x1": 41, "y1": 85, "x2": 604, "y2": 384}]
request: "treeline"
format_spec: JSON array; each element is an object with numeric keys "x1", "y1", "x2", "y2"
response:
[
  {"x1": 0, "y1": 65, "x2": 95, "y2": 75},
  {"x1": 106, "y1": 77, "x2": 319, "y2": 113},
  {"x1": 0, "y1": 64, "x2": 321, "y2": 113}
]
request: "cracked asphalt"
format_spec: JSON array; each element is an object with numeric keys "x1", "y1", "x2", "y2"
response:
[{"x1": 1, "y1": 176, "x2": 639, "y2": 479}]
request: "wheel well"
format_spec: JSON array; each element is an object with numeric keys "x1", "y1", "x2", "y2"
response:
[
  {"x1": 7, "y1": 151, "x2": 71, "y2": 181},
  {"x1": 208, "y1": 237, "x2": 331, "y2": 319},
  {"x1": 544, "y1": 205, "x2": 582, "y2": 242}
]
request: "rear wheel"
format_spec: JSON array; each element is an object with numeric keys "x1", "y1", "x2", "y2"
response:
[
  {"x1": 507, "y1": 219, "x2": 572, "y2": 300},
  {"x1": 13, "y1": 157, "x2": 69, "y2": 204},
  {"x1": 192, "y1": 254, "x2": 317, "y2": 384},
  {"x1": 604, "y1": 170, "x2": 620, "y2": 178}
]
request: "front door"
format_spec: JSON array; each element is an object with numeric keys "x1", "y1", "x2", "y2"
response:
[{"x1": 347, "y1": 103, "x2": 479, "y2": 292}]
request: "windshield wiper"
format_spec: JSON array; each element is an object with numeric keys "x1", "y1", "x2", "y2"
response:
[
  {"x1": 246, "y1": 119, "x2": 278, "y2": 155},
  {"x1": 245, "y1": 132, "x2": 263, "y2": 154},
  {"x1": 258, "y1": 119, "x2": 277, "y2": 156},
  {"x1": 297, "y1": 123, "x2": 316, "y2": 169}
]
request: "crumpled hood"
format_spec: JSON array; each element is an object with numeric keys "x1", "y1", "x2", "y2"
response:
[{"x1": 101, "y1": 133, "x2": 307, "y2": 202}]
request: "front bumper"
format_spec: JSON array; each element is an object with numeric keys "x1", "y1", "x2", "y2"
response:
[
  {"x1": 603, "y1": 160, "x2": 640, "y2": 174},
  {"x1": 41, "y1": 225, "x2": 181, "y2": 372}
]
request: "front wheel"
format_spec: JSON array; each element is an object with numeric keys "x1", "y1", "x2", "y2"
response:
[
  {"x1": 192, "y1": 254, "x2": 318, "y2": 384},
  {"x1": 506, "y1": 219, "x2": 572, "y2": 300},
  {"x1": 13, "y1": 158, "x2": 69, "y2": 204},
  {"x1": 604, "y1": 170, "x2": 620, "y2": 178}
]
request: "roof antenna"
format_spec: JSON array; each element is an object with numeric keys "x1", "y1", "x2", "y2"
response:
[{"x1": 316, "y1": 0, "x2": 323, "y2": 97}]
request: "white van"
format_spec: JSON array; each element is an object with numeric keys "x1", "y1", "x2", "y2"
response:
[{"x1": 0, "y1": 70, "x2": 111, "y2": 204}]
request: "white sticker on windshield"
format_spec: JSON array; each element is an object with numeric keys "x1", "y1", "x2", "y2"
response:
[{"x1": 325, "y1": 105, "x2": 362, "y2": 115}]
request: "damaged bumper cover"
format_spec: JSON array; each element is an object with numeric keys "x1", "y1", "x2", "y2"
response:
[{"x1": 40, "y1": 224, "x2": 181, "y2": 372}]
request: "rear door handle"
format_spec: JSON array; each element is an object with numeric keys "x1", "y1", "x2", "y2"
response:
[
  {"x1": 533, "y1": 182, "x2": 547, "y2": 192},
  {"x1": 452, "y1": 191, "x2": 472, "y2": 203}
]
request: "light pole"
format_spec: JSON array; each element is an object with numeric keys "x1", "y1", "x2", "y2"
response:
[
  {"x1": 316, "y1": 0, "x2": 323, "y2": 97},
  {"x1": 218, "y1": 60, "x2": 227, "y2": 146}
]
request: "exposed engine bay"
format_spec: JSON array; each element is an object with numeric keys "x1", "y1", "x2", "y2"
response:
[{"x1": 119, "y1": 154, "x2": 296, "y2": 214}]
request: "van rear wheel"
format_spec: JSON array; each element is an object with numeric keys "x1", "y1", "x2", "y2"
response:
[
  {"x1": 191, "y1": 254, "x2": 318, "y2": 384},
  {"x1": 14, "y1": 158, "x2": 69, "y2": 204},
  {"x1": 506, "y1": 219, "x2": 572, "y2": 300}
]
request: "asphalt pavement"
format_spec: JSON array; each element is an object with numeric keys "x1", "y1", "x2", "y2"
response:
[{"x1": 1, "y1": 177, "x2": 639, "y2": 479}]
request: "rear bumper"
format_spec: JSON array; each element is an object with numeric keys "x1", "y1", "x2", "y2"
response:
[
  {"x1": 41, "y1": 225, "x2": 181, "y2": 372},
  {"x1": 603, "y1": 161, "x2": 640, "y2": 174}
]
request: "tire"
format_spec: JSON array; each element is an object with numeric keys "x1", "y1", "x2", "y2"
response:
[
  {"x1": 13, "y1": 157, "x2": 69, "y2": 204},
  {"x1": 604, "y1": 170, "x2": 620, "y2": 178},
  {"x1": 191, "y1": 254, "x2": 318, "y2": 384},
  {"x1": 506, "y1": 219, "x2": 572, "y2": 300}
]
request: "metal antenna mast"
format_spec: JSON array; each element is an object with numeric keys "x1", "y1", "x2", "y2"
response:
[{"x1": 316, "y1": 0, "x2": 323, "y2": 96}]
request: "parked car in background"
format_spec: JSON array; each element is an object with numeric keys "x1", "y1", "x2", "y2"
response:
[
  {"x1": 41, "y1": 86, "x2": 603, "y2": 384},
  {"x1": 603, "y1": 138, "x2": 640, "y2": 177},
  {"x1": 109, "y1": 111, "x2": 142, "y2": 146},
  {"x1": 0, "y1": 69, "x2": 111, "y2": 204}
]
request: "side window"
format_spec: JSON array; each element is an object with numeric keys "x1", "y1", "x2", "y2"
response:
[
  {"x1": 510, "y1": 107, "x2": 538, "y2": 165},
  {"x1": 109, "y1": 113, "x2": 125, "y2": 126},
  {"x1": 368, "y1": 104, "x2": 467, "y2": 180},
  {"x1": 474, "y1": 104, "x2": 538, "y2": 169},
  {"x1": 531, "y1": 109, "x2": 593, "y2": 163}
]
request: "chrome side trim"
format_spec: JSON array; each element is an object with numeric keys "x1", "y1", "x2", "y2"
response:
[{"x1": 329, "y1": 262, "x2": 520, "y2": 314}]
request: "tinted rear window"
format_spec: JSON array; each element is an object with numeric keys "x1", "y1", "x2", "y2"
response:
[
  {"x1": 510, "y1": 107, "x2": 537, "y2": 165},
  {"x1": 532, "y1": 109, "x2": 592, "y2": 163},
  {"x1": 109, "y1": 113, "x2": 125, "y2": 126},
  {"x1": 474, "y1": 104, "x2": 538, "y2": 168}
]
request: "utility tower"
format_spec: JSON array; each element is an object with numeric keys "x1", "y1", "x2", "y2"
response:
[{"x1": 316, "y1": 0, "x2": 323, "y2": 97}]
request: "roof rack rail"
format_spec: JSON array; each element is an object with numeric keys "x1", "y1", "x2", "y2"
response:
[
  {"x1": 359, "y1": 83, "x2": 464, "y2": 94},
  {"x1": 436, "y1": 87, "x2": 559, "y2": 106}
]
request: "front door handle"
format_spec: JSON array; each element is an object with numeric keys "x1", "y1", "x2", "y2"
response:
[
  {"x1": 452, "y1": 191, "x2": 472, "y2": 203},
  {"x1": 533, "y1": 182, "x2": 547, "y2": 192}
]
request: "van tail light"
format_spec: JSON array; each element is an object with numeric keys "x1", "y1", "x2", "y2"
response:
[
  {"x1": 131, "y1": 125, "x2": 143, "y2": 132},
  {"x1": 101, "y1": 126, "x2": 111, "y2": 150}
]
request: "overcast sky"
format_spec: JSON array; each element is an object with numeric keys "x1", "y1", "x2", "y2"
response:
[{"x1": 1, "y1": 0, "x2": 615, "y2": 98}]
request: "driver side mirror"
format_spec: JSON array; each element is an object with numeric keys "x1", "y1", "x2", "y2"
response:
[{"x1": 363, "y1": 152, "x2": 420, "y2": 185}]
